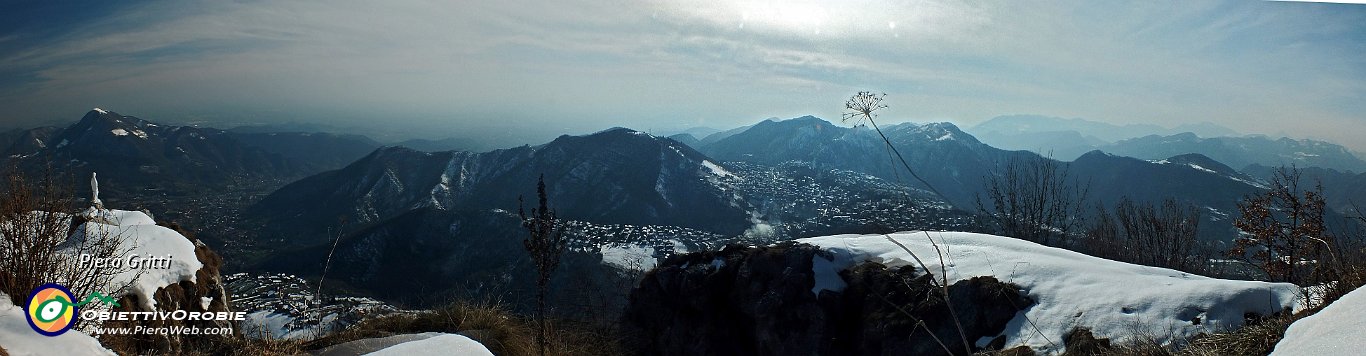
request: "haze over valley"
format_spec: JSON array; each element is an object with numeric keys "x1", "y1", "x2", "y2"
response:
[{"x1": 2, "y1": 1, "x2": 1365, "y2": 355}]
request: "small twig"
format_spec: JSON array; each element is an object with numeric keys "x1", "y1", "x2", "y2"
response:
[
  {"x1": 924, "y1": 231, "x2": 973, "y2": 353},
  {"x1": 874, "y1": 292, "x2": 956, "y2": 355},
  {"x1": 311, "y1": 217, "x2": 347, "y2": 338}
]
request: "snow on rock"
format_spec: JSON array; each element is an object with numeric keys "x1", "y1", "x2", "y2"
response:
[
  {"x1": 68, "y1": 209, "x2": 202, "y2": 310},
  {"x1": 83, "y1": 208, "x2": 157, "y2": 226},
  {"x1": 702, "y1": 160, "x2": 737, "y2": 179},
  {"x1": 365, "y1": 333, "x2": 494, "y2": 356},
  {"x1": 0, "y1": 292, "x2": 116, "y2": 356},
  {"x1": 601, "y1": 244, "x2": 658, "y2": 270},
  {"x1": 1272, "y1": 286, "x2": 1366, "y2": 355},
  {"x1": 110, "y1": 128, "x2": 129, "y2": 136},
  {"x1": 800, "y1": 232, "x2": 1303, "y2": 354},
  {"x1": 93, "y1": 108, "x2": 108, "y2": 114},
  {"x1": 1187, "y1": 163, "x2": 1217, "y2": 174},
  {"x1": 241, "y1": 310, "x2": 336, "y2": 340}
]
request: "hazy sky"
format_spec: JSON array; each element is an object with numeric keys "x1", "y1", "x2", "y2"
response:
[{"x1": 1, "y1": 0, "x2": 1363, "y2": 148}]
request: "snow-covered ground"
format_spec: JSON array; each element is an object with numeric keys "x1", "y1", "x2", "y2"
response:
[
  {"x1": 600, "y1": 244, "x2": 659, "y2": 270},
  {"x1": 0, "y1": 207, "x2": 203, "y2": 355},
  {"x1": 71, "y1": 208, "x2": 203, "y2": 310},
  {"x1": 1272, "y1": 286, "x2": 1366, "y2": 355},
  {"x1": 0, "y1": 293, "x2": 115, "y2": 356},
  {"x1": 364, "y1": 332, "x2": 494, "y2": 356},
  {"x1": 801, "y1": 232, "x2": 1304, "y2": 354},
  {"x1": 241, "y1": 310, "x2": 337, "y2": 340},
  {"x1": 227, "y1": 272, "x2": 401, "y2": 340}
]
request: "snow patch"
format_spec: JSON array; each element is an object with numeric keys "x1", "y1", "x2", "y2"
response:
[
  {"x1": 366, "y1": 333, "x2": 494, "y2": 356},
  {"x1": 0, "y1": 292, "x2": 116, "y2": 355},
  {"x1": 1273, "y1": 286, "x2": 1366, "y2": 355},
  {"x1": 801, "y1": 232, "x2": 1303, "y2": 354},
  {"x1": 71, "y1": 209, "x2": 203, "y2": 310},
  {"x1": 1187, "y1": 164, "x2": 1216, "y2": 174},
  {"x1": 600, "y1": 244, "x2": 658, "y2": 270},
  {"x1": 242, "y1": 310, "x2": 338, "y2": 340},
  {"x1": 810, "y1": 254, "x2": 846, "y2": 295},
  {"x1": 93, "y1": 108, "x2": 108, "y2": 114},
  {"x1": 110, "y1": 128, "x2": 129, "y2": 136},
  {"x1": 702, "y1": 160, "x2": 737, "y2": 179}
]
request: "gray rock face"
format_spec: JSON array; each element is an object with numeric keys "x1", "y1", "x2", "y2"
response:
[{"x1": 624, "y1": 243, "x2": 1032, "y2": 355}]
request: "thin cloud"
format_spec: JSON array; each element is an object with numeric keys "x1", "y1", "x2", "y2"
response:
[{"x1": 0, "y1": 0, "x2": 1361, "y2": 150}]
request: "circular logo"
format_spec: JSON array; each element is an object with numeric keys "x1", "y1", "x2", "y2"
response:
[{"x1": 26, "y1": 283, "x2": 77, "y2": 336}]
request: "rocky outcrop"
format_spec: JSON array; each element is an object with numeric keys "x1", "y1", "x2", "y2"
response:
[
  {"x1": 623, "y1": 242, "x2": 1031, "y2": 355},
  {"x1": 1061, "y1": 328, "x2": 1111, "y2": 356},
  {"x1": 99, "y1": 223, "x2": 236, "y2": 355}
]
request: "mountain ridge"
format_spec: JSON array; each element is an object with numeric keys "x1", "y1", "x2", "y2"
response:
[{"x1": 249, "y1": 127, "x2": 757, "y2": 244}]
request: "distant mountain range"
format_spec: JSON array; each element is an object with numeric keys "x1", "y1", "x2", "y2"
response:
[
  {"x1": 237, "y1": 115, "x2": 1292, "y2": 304},
  {"x1": 1104, "y1": 133, "x2": 1366, "y2": 173},
  {"x1": 1, "y1": 109, "x2": 380, "y2": 198},
  {"x1": 965, "y1": 115, "x2": 1366, "y2": 173},
  {"x1": 684, "y1": 116, "x2": 1277, "y2": 239},
  {"x1": 390, "y1": 137, "x2": 475, "y2": 152},
  {"x1": 248, "y1": 128, "x2": 757, "y2": 244},
  {"x1": 1243, "y1": 165, "x2": 1366, "y2": 218},
  {"x1": 1070, "y1": 150, "x2": 1264, "y2": 233},
  {"x1": 243, "y1": 119, "x2": 981, "y2": 250},
  {"x1": 694, "y1": 116, "x2": 1027, "y2": 209},
  {"x1": 968, "y1": 114, "x2": 1239, "y2": 146}
]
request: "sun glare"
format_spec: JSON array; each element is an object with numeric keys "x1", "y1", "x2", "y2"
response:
[{"x1": 736, "y1": 1, "x2": 830, "y2": 34}]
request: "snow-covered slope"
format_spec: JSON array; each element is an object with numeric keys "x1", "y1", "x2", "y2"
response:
[
  {"x1": 1272, "y1": 286, "x2": 1366, "y2": 355},
  {"x1": 0, "y1": 207, "x2": 206, "y2": 355},
  {"x1": 0, "y1": 293, "x2": 115, "y2": 356},
  {"x1": 800, "y1": 232, "x2": 1303, "y2": 354},
  {"x1": 73, "y1": 208, "x2": 202, "y2": 310},
  {"x1": 364, "y1": 333, "x2": 494, "y2": 356},
  {"x1": 229, "y1": 273, "x2": 400, "y2": 340}
]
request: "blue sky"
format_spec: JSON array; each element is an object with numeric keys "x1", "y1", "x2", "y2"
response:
[{"x1": 1, "y1": 0, "x2": 1363, "y2": 149}]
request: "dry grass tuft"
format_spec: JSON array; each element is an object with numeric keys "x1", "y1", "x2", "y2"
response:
[
  {"x1": 304, "y1": 300, "x2": 622, "y2": 356},
  {"x1": 1178, "y1": 313, "x2": 1297, "y2": 356}
]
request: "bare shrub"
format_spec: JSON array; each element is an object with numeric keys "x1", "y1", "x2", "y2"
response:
[
  {"x1": 0, "y1": 166, "x2": 133, "y2": 306},
  {"x1": 1230, "y1": 167, "x2": 1334, "y2": 289},
  {"x1": 976, "y1": 154, "x2": 1089, "y2": 246},
  {"x1": 1083, "y1": 198, "x2": 1210, "y2": 274}
]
